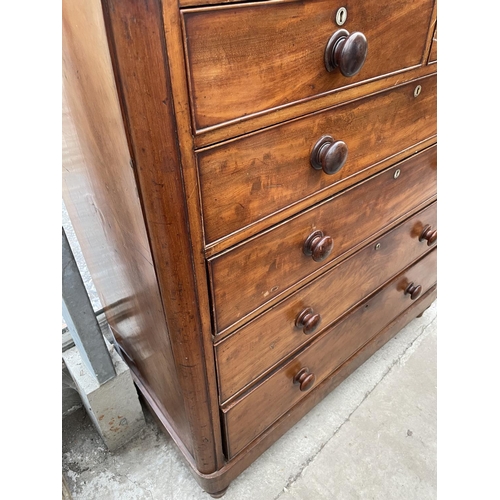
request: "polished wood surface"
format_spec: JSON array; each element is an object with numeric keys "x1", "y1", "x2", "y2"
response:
[
  {"x1": 210, "y1": 146, "x2": 437, "y2": 335},
  {"x1": 197, "y1": 69, "x2": 437, "y2": 151},
  {"x1": 101, "y1": 0, "x2": 223, "y2": 473},
  {"x1": 215, "y1": 202, "x2": 436, "y2": 402},
  {"x1": 198, "y1": 75, "x2": 436, "y2": 245},
  {"x1": 62, "y1": 0, "x2": 190, "y2": 448},
  {"x1": 183, "y1": 0, "x2": 435, "y2": 130},
  {"x1": 223, "y1": 249, "x2": 437, "y2": 458}
]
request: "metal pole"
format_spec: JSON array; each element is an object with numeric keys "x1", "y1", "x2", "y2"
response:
[{"x1": 62, "y1": 227, "x2": 116, "y2": 384}]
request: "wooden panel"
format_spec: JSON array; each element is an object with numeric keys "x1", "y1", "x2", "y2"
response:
[
  {"x1": 101, "y1": 0, "x2": 223, "y2": 473},
  {"x1": 216, "y1": 202, "x2": 437, "y2": 402},
  {"x1": 62, "y1": 0, "x2": 191, "y2": 450},
  {"x1": 223, "y1": 248, "x2": 437, "y2": 458},
  {"x1": 210, "y1": 145, "x2": 437, "y2": 334},
  {"x1": 183, "y1": 0, "x2": 435, "y2": 130},
  {"x1": 194, "y1": 66, "x2": 436, "y2": 150},
  {"x1": 199, "y1": 75, "x2": 436, "y2": 244}
]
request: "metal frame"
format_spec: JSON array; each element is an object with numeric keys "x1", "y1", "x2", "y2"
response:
[{"x1": 62, "y1": 228, "x2": 116, "y2": 384}]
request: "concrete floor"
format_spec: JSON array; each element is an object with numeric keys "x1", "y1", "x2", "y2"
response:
[{"x1": 62, "y1": 301, "x2": 436, "y2": 500}]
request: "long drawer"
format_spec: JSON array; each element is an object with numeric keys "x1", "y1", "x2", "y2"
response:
[
  {"x1": 199, "y1": 75, "x2": 436, "y2": 244},
  {"x1": 222, "y1": 248, "x2": 437, "y2": 459},
  {"x1": 209, "y1": 145, "x2": 437, "y2": 334},
  {"x1": 182, "y1": 0, "x2": 435, "y2": 130},
  {"x1": 215, "y1": 202, "x2": 436, "y2": 403}
]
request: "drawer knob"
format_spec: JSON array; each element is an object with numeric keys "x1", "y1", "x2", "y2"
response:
[
  {"x1": 293, "y1": 368, "x2": 316, "y2": 392},
  {"x1": 295, "y1": 307, "x2": 322, "y2": 335},
  {"x1": 324, "y1": 29, "x2": 368, "y2": 77},
  {"x1": 303, "y1": 230, "x2": 334, "y2": 262},
  {"x1": 419, "y1": 225, "x2": 437, "y2": 246},
  {"x1": 405, "y1": 282, "x2": 422, "y2": 300},
  {"x1": 310, "y1": 135, "x2": 348, "y2": 175}
]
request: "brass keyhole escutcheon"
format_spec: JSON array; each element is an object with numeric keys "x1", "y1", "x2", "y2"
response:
[{"x1": 414, "y1": 85, "x2": 422, "y2": 97}]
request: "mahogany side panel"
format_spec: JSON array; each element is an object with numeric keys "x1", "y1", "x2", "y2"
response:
[
  {"x1": 101, "y1": 0, "x2": 221, "y2": 473},
  {"x1": 62, "y1": 0, "x2": 191, "y2": 449}
]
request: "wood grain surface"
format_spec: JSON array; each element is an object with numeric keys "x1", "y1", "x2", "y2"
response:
[
  {"x1": 223, "y1": 248, "x2": 437, "y2": 458},
  {"x1": 102, "y1": 0, "x2": 223, "y2": 473},
  {"x1": 209, "y1": 145, "x2": 437, "y2": 335},
  {"x1": 216, "y1": 202, "x2": 437, "y2": 403},
  {"x1": 199, "y1": 75, "x2": 436, "y2": 244},
  {"x1": 183, "y1": 0, "x2": 435, "y2": 129},
  {"x1": 62, "y1": 0, "x2": 191, "y2": 450}
]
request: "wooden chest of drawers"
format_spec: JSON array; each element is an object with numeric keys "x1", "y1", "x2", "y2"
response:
[{"x1": 62, "y1": 0, "x2": 437, "y2": 496}]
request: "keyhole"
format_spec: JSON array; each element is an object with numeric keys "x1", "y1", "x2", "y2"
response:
[{"x1": 336, "y1": 7, "x2": 347, "y2": 26}]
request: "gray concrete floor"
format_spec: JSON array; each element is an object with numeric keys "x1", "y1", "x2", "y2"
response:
[{"x1": 62, "y1": 301, "x2": 436, "y2": 500}]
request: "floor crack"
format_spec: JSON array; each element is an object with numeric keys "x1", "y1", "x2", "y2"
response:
[{"x1": 274, "y1": 312, "x2": 436, "y2": 499}]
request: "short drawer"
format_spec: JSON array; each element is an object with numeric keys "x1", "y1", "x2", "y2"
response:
[
  {"x1": 215, "y1": 202, "x2": 437, "y2": 403},
  {"x1": 222, "y1": 248, "x2": 437, "y2": 458},
  {"x1": 209, "y1": 145, "x2": 437, "y2": 334},
  {"x1": 183, "y1": 0, "x2": 435, "y2": 130},
  {"x1": 199, "y1": 75, "x2": 436, "y2": 244}
]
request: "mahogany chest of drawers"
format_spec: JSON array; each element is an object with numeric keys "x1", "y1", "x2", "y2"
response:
[{"x1": 62, "y1": 0, "x2": 437, "y2": 496}]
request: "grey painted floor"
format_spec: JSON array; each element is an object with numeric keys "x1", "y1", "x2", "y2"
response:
[{"x1": 62, "y1": 301, "x2": 436, "y2": 500}]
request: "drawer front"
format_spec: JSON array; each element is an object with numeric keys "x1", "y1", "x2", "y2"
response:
[
  {"x1": 183, "y1": 0, "x2": 435, "y2": 130},
  {"x1": 223, "y1": 248, "x2": 437, "y2": 458},
  {"x1": 209, "y1": 145, "x2": 437, "y2": 334},
  {"x1": 216, "y1": 202, "x2": 436, "y2": 403},
  {"x1": 199, "y1": 75, "x2": 436, "y2": 244}
]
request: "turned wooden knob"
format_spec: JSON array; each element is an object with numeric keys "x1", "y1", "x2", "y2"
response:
[
  {"x1": 310, "y1": 135, "x2": 348, "y2": 175},
  {"x1": 293, "y1": 368, "x2": 316, "y2": 392},
  {"x1": 295, "y1": 307, "x2": 322, "y2": 335},
  {"x1": 303, "y1": 230, "x2": 334, "y2": 262},
  {"x1": 419, "y1": 225, "x2": 437, "y2": 246},
  {"x1": 405, "y1": 282, "x2": 422, "y2": 300},
  {"x1": 324, "y1": 29, "x2": 368, "y2": 77}
]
